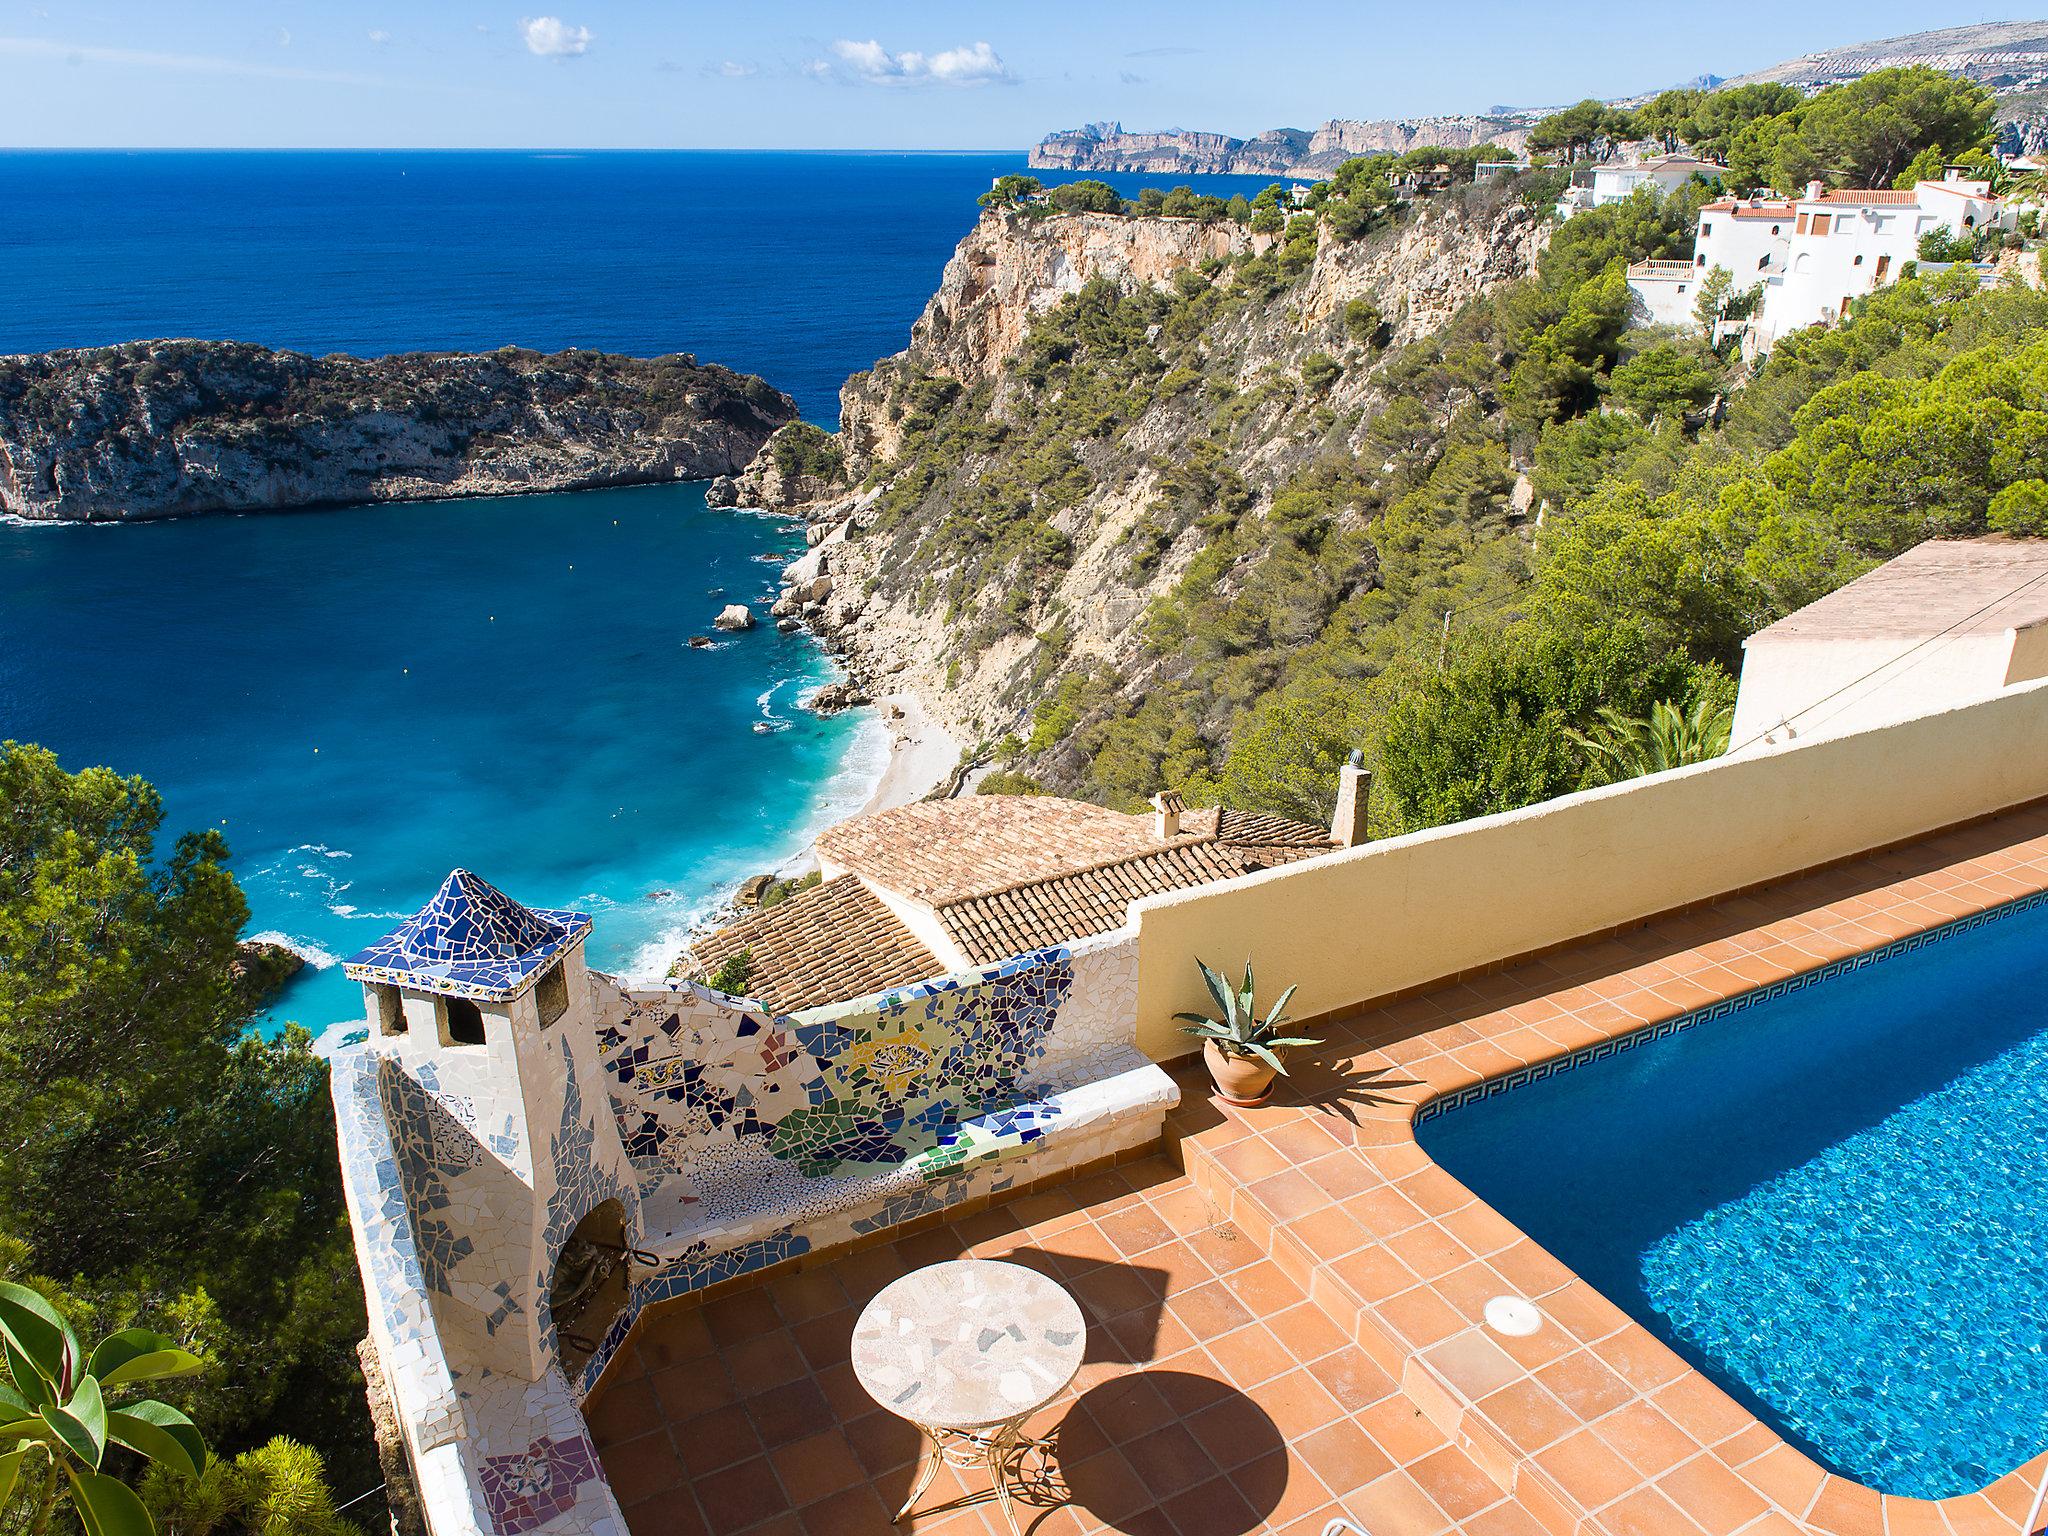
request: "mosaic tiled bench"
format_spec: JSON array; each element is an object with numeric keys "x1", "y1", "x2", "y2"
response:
[
  {"x1": 597, "y1": 937, "x2": 1177, "y2": 1299},
  {"x1": 628, "y1": 1046, "x2": 1178, "y2": 1266}
]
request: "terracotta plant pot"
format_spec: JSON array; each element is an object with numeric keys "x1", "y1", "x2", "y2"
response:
[{"x1": 1204, "y1": 1040, "x2": 1277, "y2": 1106}]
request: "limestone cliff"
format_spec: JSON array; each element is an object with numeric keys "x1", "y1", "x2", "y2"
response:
[
  {"x1": 0, "y1": 341, "x2": 797, "y2": 522},
  {"x1": 740, "y1": 180, "x2": 1552, "y2": 775}
]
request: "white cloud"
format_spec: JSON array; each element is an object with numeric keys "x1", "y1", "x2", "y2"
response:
[
  {"x1": 274, "y1": 27, "x2": 291, "y2": 48},
  {"x1": 813, "y1": 37, "x2": 1011, "y2": 87},
  {"x1": 368, "y1": 29, "x2": 392, "y2": 46},
  {"x1": 715, "y1": 59, "x2": 756, "y2": 78},
  {"x1": 520, "y1": 16, "x2": 590, "y2": 57}
]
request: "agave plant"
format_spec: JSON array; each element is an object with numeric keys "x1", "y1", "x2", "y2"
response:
[
  {"x1": 0, "y1": 1282, "x2": 207, "y2": 1536},
  {"x1": 1175, "y1": 958, "x2": 1321, "y2": 1075}
]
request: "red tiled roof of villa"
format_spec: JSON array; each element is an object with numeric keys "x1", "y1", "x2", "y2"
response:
[
  {"x1": 1812, "y1": 188, "x2": 1919, "y2": 205},
  {"x1": 935, "y1": 840, "x2": 1255, "y2": 965},
  {"x1": 1701, "y1": 199, "x2": 1794, "y2": 217},
  {"x1": 815, "y1": 796, "x2": 1176, "y2": 906},
  {"x1": 680, "y1": 875, "x2": 940, "y2": 1014}
]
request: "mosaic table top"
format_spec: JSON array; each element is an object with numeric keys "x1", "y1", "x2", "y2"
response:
[{"x1": 851, "y1": 1260, "x2": 1086, "y2": 1429}]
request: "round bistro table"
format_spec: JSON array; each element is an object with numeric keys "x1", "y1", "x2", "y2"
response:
[{"x1": 850, "y1": 1259, "x2": 1087, "y2": 1534}]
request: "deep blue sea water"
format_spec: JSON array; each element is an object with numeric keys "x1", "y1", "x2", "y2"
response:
[
  {"x1": 0, "y1": 151, "x2": 1276, "y2": 1031},
  {"x1": 1420, "y1": 902, "x2": 2048, "y2": 1499}
]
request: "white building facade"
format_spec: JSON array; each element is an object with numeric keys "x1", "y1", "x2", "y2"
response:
[
  {"x1": 1632, "y1": 170, "x2": 2011, "y2": 349},
  {"x1": 1556, "y1": 156, "x2": 1720, "y2": 219}
]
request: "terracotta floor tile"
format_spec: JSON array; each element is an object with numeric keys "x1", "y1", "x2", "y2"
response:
[
  {"x1": 796, "y1": 1482, "x2": 894, "y2": 1536},
  {"x1": 1806, "y1": 1475, "x2": 1885, "y2": 1536},
  {"x1": 1533, "y1": 1348, "x2": 1636, "y2": 1420},
  {"x1": 603, "y1": 1429, "x2": 688, "y2": 1508},
  {"x1": 631, "y1": 1303, "x2": 716, "y2": 1370},
  {"x1": 1158, "y1": 1473, "x2": 1260, "y2": 1536},
  {"x1": 1409, "y1": 1444, "x2": 1504, "y2": 1523},
  {"x1": 748, "y1": 1378, "x2": 833, "y2": 1450},
  {"x1": 1420, "y1": 1329, "x2": 1524, "y2": 1404},
  {"x1": 1200, "y1": 1321, "x2": 1290, "y2": 1389},
  {"x1": 1475, "y1": 1378, "x2": 1580, "y2": 1456},
  {"x1": 1306, "y1": 1345, "x2": 1398, "y2": 1413},
  {"x1": 1231, "y1": 1447, "x2": 1331, "y2": 1529},
  {"x1": 1167, "y1": 1278, "x2": 1254, "y2": 1341},
  {"x1": 645, "y1": 1353, "x2": 738, "y2": 1423},
  {"x1": 620, "y1": 1489, "x2": 709, "y2": 1536},
  {"x1": 676, "y1": 1405, "x2": 764, "y2": 1477},
  {"x1": 1296, "y1": 1418, "x2": 1396, "y2": 1496},
  {"x1": 702, "y1": 1287, "x2": 784, "y2": 1347},
  {"x1": 727, "y1": 1327, "x2": 811, "y2": 1390},
  {"x1": 1384, "y1": 1221, "x2": 1475, "y2": 1282},
  {"x1": 1329, "y1": 1243, "x2": 1421, "y2": 1304},
  {"x1": 1588, "y1": 1398, "x2": 1702, "y2": 1477},
  {"x1": 1376, "y1": 1283, "x2": 1469, "y2": 1349},
  {"x1": 1533, "y1": 1425, "x2": 1646, "y2": 1510},
  {"x1": 775, "y1": 1429, "x2": 866, "y2": 1507},
  {"x1": 1599, "y1": 1484, "x2": 1710, "y2": 1536},
  {"x1": 1344, "y1": 1468, "x2": 1453, "y2": 1536},
  {"x1": 843, "y1": 1410, "x2": 922, "y2": 1479},
  {"x1": 1267, "y1": 1300, "x2": 1348, "y2": 1364},
  {"x1": 1357, "y1": 1393, "x2": 1450, "y2": 1464},
  {"x1": 1251, "y1": 1366, "x2": 1345, "y2": 1441},
  {"x1": 1736, "y1": 1444, "x2": 1829, "y2": 1519},
  {"x1": 586, "y1": 1374, "x2": 660, "y2": 1445},
  {"x1": 1653, "y1": 1451, "x2": 1771, "y2": 1533},
  {"x1": 1098, "y1": 1204, "x2": 1178, "y2": 1259},
  {"x1": 693, "y1": 1454, "x2": 789, "y2": 1533}
]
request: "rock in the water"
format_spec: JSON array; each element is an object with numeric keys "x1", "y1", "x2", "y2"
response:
[
  {"x1": 775, "y1": 617, "x2": 801, "y2": 634},
  {"x1": 714, "y1": 604, "x2": 754, "y2": 631},
  {"x1": 770, "y1": 591, "x2": 801, "y2": 618},
  {"x1": 808, "y1": 680, "x2": 872, "y2": 714},
  {"x1": 231, "y1": 939, "x2": 306, "y2": 1005},
  {"x1": 705, "y1": 476, "x2": 739, "y2": 508},
  {"x1": 687, "y1": 635, "x2": 714, "y2": 648},
  {"x1": 737, "y1": 874, "x2": 774, "y2": 908}
]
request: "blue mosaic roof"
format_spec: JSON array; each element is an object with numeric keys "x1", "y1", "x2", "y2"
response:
[{"x1": 343, "y1": 869, "x2": 592, "y2": 1002}]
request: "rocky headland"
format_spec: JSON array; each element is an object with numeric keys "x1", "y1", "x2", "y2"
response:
[
  {"x1": 725, "y1": 179, "x2": 1552, "y2": 783},
  {"x1": 0, "y1": 340, "x2": 798, "y2": 522}
]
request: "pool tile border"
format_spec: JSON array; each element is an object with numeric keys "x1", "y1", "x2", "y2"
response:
[{"x1": 1414, "y1": 885, "x2": 2048, "y2": 1125}]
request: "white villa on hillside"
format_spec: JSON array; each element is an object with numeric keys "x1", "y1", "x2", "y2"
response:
[
  {"x1": 1555, "y1": 155, "x2": 1720, "y2": 219},
  {"x1": 1628, "y1": 169, "x2": 2011, "y2": 348}
]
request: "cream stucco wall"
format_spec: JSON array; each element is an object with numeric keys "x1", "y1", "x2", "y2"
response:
[
  {"x1": 1728, "y1": 631, "x2": 2028, "y2": 749},
  {"x1": 1129, "y1": 677, "x2": 2048, "y2": 1060}
]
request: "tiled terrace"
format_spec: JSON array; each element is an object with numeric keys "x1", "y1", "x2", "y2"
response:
[{"x1": 588, "y1": 802, "x2": 2048, "y2": 1536}]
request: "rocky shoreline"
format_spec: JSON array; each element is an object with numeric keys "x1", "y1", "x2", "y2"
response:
[{"x1": 0, "y1": 339, "x2": 798, "y2": 522}]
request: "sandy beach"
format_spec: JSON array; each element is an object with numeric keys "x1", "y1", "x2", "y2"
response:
[{"x1": 856, "y1": 689, "x2": 962, "y2": 817}]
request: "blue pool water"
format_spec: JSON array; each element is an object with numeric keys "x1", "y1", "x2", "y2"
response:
[
  {"x1": 0, "y1": 150, "x2": 1275, "y2": 1031},
  {"x1": 1419, "y1": 901, "x2": 2048, "y2": 1499}
]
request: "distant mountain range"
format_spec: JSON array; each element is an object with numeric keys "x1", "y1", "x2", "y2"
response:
[{"x1": 1028, "y1": 20, "x2": 2048, "y2": 178}]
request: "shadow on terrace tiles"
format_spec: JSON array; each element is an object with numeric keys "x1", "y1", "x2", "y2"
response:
[
  {"x1": 1005, "y1": 1372, "x2": 1289, "y2": 1536},
  {"x1": 1279, "y1": 1054, "x2": 1427, "y2": 1125}
]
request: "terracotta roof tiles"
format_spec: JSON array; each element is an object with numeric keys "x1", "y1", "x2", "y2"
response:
[{"x1": 681, "y1": 875, "x2": 940, "y2": 1014}]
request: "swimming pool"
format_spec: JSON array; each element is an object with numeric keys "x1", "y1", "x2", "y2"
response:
[{"x1": 1417, "y1": 895, "x2": 2048, "y2": 1500}]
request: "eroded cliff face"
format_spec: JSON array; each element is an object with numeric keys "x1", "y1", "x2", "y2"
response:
[
  {"x1": 0, "y1": 341, "x2": 797, "y2": 522},
  {"x1": 741, "y1": 188, "x2": 1551, "y2": 760}
]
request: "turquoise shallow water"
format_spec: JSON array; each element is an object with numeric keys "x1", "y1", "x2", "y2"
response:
[
  {"x1": 1420, "y1": 901, "x2": 2048, "y2": 1498},
  {"x1": 0, "y1": 485, "x2": 884, "y2": 1030}
]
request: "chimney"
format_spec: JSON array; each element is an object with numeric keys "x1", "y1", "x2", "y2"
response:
[
  {"x1": 1151, "y1": 788, "x2": 1186, "y2": 841},
  {"x1": 1331, "y1": 751, "x2": 1371, "y2": 849},
  {"x1": 1805, "y1": 180, "x2": 1825, "y2": 203}
]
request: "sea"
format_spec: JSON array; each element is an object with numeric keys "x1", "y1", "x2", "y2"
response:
[{"x1": 0, "y1": 150, "x2": 1280, "y2": 1031}]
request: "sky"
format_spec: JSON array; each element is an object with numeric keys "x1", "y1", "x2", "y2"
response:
[{"x1": 0, "y1": 1, "x2": 2027, "y2": 149}]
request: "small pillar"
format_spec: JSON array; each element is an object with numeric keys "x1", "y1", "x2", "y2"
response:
[
  {"x1": 1151, "y1": 788, "x2": 1185, "y2": 841},
  {"x1": 1331, "y1": 751, "x2": 1371, "y2": 848}
]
